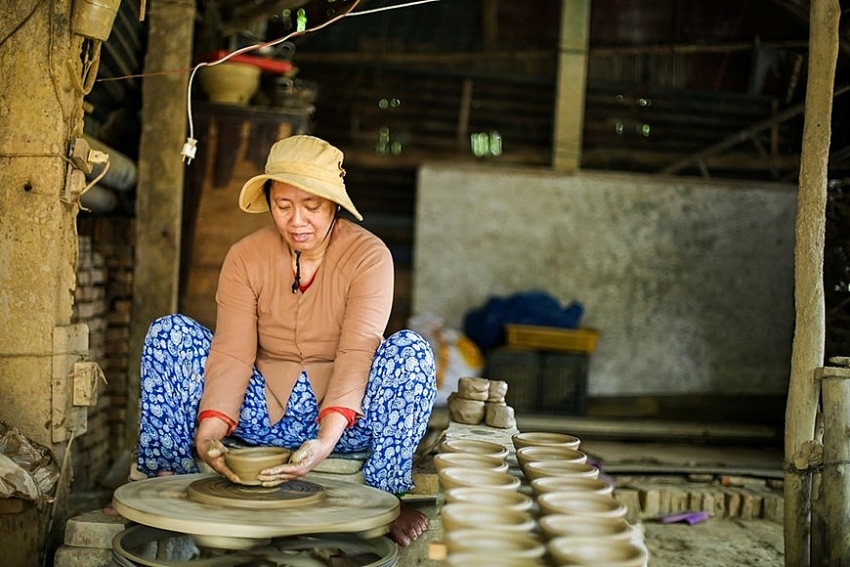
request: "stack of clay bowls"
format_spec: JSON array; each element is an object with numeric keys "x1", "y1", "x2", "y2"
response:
[
  {"x1": 512, "y1": 431, "x2": 649, "y2": 566},
  {"x1": 437, "y1": 438, "x2": 545, "y2": 564}
]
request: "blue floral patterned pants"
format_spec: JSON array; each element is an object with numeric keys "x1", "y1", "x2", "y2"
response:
[{"x1": 136, "y1": 314, "x2": 437, "y2": 494}]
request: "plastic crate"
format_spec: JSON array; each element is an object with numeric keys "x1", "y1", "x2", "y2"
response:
[
  {"x1": 485, "y1": 347, "x2": 589, "y2": 416},
  {"x1": 538, "y1": 352, "x2": 588, "y2": 415},
  {"x1": 485, "y1": 347, "x2": 541, "y2": 413},
  {"x1": 505, "y1": 324, "x2": 599, "y2": 354}
]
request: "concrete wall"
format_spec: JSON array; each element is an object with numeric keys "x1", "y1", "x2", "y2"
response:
[{"x1": 412, "y1": 164, "x2": 797, "y2": 396}]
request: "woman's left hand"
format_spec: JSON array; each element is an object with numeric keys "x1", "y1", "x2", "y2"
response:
[{"x1": 256, "y1": 438, "x2": 334, "y2": 487}]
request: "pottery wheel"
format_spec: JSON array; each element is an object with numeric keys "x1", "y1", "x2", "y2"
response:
[
  {"x1": 112, "y1": 473, "x2": 399, "y2": 541},
  {"x1": 186, "y1": 476, "x2": 325, "y2": 509}
]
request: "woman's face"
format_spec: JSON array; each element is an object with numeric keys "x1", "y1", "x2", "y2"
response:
[{"x1": 268, "y1": 181, "x2": 337, "y2": 251}]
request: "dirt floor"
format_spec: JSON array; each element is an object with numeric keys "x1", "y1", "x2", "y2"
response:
[
  {"x1": 578, "y1": 438, "x2": 786, "y2": 567},
  {"x1": 643, "y1": 517, "x2": 784, "y2": 566}
]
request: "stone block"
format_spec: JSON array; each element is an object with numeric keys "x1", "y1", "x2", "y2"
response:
[
  {"x1": 739, "y1": 490, "x2": 763, "y2": 520},
  {"x1": 668, "y1": 488, "x2": 689, "y2": 513},
  {"x1": 724, "y1": 490, "x2": 742, "y2": 517},
  {"x1": 762, "y1": 492, "x2": 784, "y2": 523},
  {"x1": 53, "y1": 545, "x2": 114, "y2": 567},
  {"x1": 637, "y1": 485, "x2": 661, "y2": 519},
  {"x1": 64, "y1": 509, "x2": 130, "y2": 548}
]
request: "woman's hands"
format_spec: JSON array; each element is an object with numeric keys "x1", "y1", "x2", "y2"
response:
[
  {"x1": 256, "y1": 438, "x2": 335, "y2": 486},
  {"x1": 194, "y1": 417, "x2": 242, "y2": 484},
  {"x1": 256, "y1": 410, "x2": 349, "y2": 487}
]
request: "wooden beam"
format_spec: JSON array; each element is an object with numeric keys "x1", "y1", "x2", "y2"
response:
[
  {"x1": 481, "y1": 0, "x2": 499, "y2": 50},
  {"x1": 784, "y1": 1, "x2": 839, "y2": 565},
  {"x1": 128, "y1": 0, "x2": 196, "y2": 448},
  {"x1": 552, "y1": 0, "x2": 590, "y2": 171},
  {"x1": 456, "y1": 78, "x2": 473, "y2": 152},
  {"x1": 293, "y1": 49, "x2": 557, "y2": 65},
  {"x1": 661, "y1": 84, "x2": 849, "y2": 175}
]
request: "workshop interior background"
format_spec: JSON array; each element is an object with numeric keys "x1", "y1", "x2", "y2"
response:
[{"x1": 3, "y1": 0, "x2": 850, "y2": 544}]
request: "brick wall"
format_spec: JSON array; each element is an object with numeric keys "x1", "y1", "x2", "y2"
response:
[{"x1": 73, "y1": 217, "x2": 135, "y2": 491}]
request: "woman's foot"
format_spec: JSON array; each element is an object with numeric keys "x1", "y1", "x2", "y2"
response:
[{"x1": 389, "y1": 500, "x2": 429, "y2": 547}]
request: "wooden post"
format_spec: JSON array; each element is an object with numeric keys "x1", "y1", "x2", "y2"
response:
[
  {"x1": 552, "y1": 0, "x2": 590, "y2": 171},
  {"x1": 784, "y1": 1, "x2": 840, "y2": 565},
  {"x1": 127, "y1": 0, "x2": 196, "y2": 447},
  {"x1": 815, "y1": 362, "x2": 850, "y2": 565}
]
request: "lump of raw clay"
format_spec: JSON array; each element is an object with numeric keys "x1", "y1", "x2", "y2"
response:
[
  {"x1": 449, "y1": 396, "x2": 486, "y2": 425},
  {"x1": 485, "y1": 402, "x2": 516, "y2": 429},
  {"x1": 457, "y1": 377, "x2": 490, "y2": 401},
  {"x1": 487, "y1": 380, "x2": 508, "y2": 403}
]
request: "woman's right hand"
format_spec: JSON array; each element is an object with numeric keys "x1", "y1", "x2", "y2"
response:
[{"x1": 194, "y1": 418, "x2": 242, "y2": 484}]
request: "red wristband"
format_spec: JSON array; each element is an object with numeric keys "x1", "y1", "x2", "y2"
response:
[
  {"x1": 316, "y1": 406, "x2": 357, "y2": 428},
  {"x1": 198, "y1": 409, "x2": 237, "y2": 436}
]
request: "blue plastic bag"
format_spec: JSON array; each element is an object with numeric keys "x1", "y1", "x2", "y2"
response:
[{"x1": 463, "y1": 290, "x2": 584, "y2": 352}]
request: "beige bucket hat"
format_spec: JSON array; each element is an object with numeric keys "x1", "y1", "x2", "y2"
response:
[{"x1": 238, "y1": 135, "x2": 363, "y2": 221}]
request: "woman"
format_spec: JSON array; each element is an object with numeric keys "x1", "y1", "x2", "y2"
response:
[{"x1": 136, "y1": 135, "x2": 437, "y2": 547}]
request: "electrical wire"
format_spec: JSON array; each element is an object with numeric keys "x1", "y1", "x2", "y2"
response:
[
  {"x1": 182, "y1": 0, "x2": 446, "y2": 163},
  {"x1": 348, "y1": 0, "x2": 442, "y2": 17},
  {"x1": 183, "y1": 0, "x2": 363, "y2": 162}
]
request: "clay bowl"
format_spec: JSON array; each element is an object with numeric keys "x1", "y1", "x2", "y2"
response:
[
  {"x1": 538, "y1": 514, "x2": 637, "y2": 542},
  {"x1": 434, "y1": 452, "x2": 510, "y2": 474},
  {"x1": 514, "y1": 446, "x2": 587, "y2": 471},
  {"x1": 445, "y1": 486, "x2": 534, "y2": 513},
  {"x1": 224, "y1": 447, "x2": 291, "y2": 485},
  {"x1": 547, "y1": 536, "x2": 648, "y2": 566},
  {"x1": 441, "y1": 438, "x2": 510, "y2": 461},
  {"x1": 440, "y1": 503, "x2": 536, "y2": 533},
  {"x1": 511, "y1": 431, "x2": 581, "y2": 451},
  {"x1": 444, "y1": 552, "x2": 544, "y2": 566},
  {"x1": 536, "y1": 492, "x2": 628, "y2": 520},
  {"x1": 521, "y1": 460, "x2": 599, "y2": 482},
  {"x1": 199, "y1": 62, "x2": 262, "y2": 105},
  {"x1": 438, "y1": 467, "x2": 522, "y2": 492},
  {"x1": 443, "y1": 528, "x2": 546, "y2": 560},
  {"x1": 530, "y1": 476, "x2": 614, "y2": 498}
]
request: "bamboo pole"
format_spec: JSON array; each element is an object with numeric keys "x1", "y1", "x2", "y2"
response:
[
  {"x1": 817, "y1": 363, "x2": 850, "y2": 565},
  {"x1": 784, "y1": 1, "x2": 840, "y2": 565}
]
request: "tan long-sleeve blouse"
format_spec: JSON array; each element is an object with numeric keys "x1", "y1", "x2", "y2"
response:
[{"x1": 198, "y1": 219, "x2": 394, "y2": 425}]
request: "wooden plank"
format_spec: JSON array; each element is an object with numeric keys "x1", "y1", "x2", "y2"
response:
[
  {"x1": 492, "y1": 413, "x2": 778, "y2": 443},
  {"x1": 552, "y1": 0, "x2": 590, "y2": 171}
]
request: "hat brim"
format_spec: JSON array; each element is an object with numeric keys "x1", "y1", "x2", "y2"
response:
[{"x1": 238, "y1": 173, "x2": 363, "y2": 221}]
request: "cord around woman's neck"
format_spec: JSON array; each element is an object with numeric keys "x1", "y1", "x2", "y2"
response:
[{"x1": 291, "y1": 250, "x2": 302, "y2": 294}]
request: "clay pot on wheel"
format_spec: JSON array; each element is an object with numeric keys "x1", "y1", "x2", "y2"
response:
[{"x1": 224, "y1": 447, "x2": 291, "y2": 484}]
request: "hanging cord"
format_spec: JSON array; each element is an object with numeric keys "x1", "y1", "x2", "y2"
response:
[
  {"x1": 289, "y1": 215, "x2": 338, "y2": 293},
  {"x1": 291, "y1": 250, "x2": 302, "y2": 294}
]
